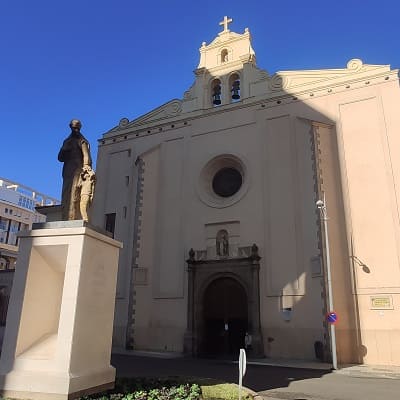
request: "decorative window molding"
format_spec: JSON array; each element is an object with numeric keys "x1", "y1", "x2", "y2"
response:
[{"x1": 197, "y1": 154, "x2": 250, "y2": 208}]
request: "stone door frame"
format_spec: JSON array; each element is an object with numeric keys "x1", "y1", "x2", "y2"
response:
[{"x1": 184, "y1": 250, "x2": 264, "y2": 357}]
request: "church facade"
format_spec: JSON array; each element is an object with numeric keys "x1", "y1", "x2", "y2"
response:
[{"x1": 92, "y1": 18, "x2": 400, "y2": 365}]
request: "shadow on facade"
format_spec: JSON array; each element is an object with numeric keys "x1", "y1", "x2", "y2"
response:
[{"x1": 176, "y1": 62, "x2": 365, "y2": 367}]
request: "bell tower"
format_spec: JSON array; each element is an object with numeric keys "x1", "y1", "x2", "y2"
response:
[
  {"x1": 197, "y1": 16, "x2": 255, "y2": 71},
  {"x1": 182, "y1": 16, "x2": 264, "y2": 112}
]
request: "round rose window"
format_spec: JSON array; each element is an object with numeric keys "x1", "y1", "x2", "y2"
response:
[
  {"x1": 212, "y1": 167, "x2": 243, "y2": 197},
  {"x1": 197, "y1": 154, "x2": 249, "y2": 208}
]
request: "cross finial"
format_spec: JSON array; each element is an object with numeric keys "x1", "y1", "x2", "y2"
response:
[{"x1": 219, "y1": 16, "x2": 233, "y2": 33}]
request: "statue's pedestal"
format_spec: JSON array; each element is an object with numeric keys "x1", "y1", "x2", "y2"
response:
[{"x1": 0, "y1": 222, "x2": 122, "y2": 400}]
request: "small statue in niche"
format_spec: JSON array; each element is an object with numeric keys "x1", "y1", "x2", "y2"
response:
[
  {"x1": 77, "y1": 166, "x2": 96, "y2": 222},
  {"x1": 216, "y1": 229, "x2": 229, "y2": 257}
]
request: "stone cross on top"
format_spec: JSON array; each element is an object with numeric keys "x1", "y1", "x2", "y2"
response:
[{"x1": 219, "y1": 16, "x2": 232, "y2": 33}]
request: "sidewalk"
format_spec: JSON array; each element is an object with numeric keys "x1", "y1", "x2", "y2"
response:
[
  {"x1": 335, "y1": 363, "x2": 400, "y2": 379},
  {"x1": 240, "y1": 357, "x2": 400, "y2": 379},
  {"x1": 245, "y1": 357, "x2": 400, "y2": 379},
  {"x1": 245, "y1": 357, "x2": 331, "y2": 371}
]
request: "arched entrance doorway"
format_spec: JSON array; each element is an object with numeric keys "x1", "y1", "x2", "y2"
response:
[
  {"x1": 184, "y1": 249, "x2": 264, "y2": 358},
  {"x1": 202, "y1": 277, "x2": 248, "y2": 357}
]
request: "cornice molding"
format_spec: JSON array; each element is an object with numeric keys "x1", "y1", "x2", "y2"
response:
[
  {"x1": 106, "y1": 99, "x2": 182, "y2": 135},
  {"x1": 269, "y1": 59, "x2": 392, "y2": 93},
  {"x1": 206, "y1": 30, "x2": 250, "y2": 48},
  {"x1": 101, "y1": 60, "x2": 398, "y2": 141}
]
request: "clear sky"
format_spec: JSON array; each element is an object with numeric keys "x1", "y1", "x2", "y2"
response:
[{"x1": 2, "y1": 0, "x2": 399, "y2": 199}]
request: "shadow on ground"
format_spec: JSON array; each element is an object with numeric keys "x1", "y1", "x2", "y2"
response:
[{"x1": 111, "y1": 354, "x2": 330, "y2": 392}]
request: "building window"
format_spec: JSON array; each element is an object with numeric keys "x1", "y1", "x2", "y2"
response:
[
  {"x1": 212, "y1": 167, "x2": 243, "y2": 197},
  {"x1": 105, "y1": 213, "x2": 116, "y2": 238},
  {"x1": 221, "y1": 49, "x2": 229, "y2": 63},
  {"x1": 7, "y1": 220, "x2": 19, "y2": 246},
  {"x1": 0, "y1": 217, "x2": 8, "y2": 231},
  {"x1": 197, "y1": 154, "x2": 249, "y2": 208},
  {"x1": 0, "y1": 287, "x2": 10, "y2": 326}
]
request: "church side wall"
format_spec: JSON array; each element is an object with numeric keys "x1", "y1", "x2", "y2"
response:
[
  {"x1": 333, "y1": 80, "x2": 400, "y2": 365},
  {"x1": 314, "y1": 123, "x2": 359, "y2": 364},
  {"x1": 92, "y1": 144, "x2": 137, "y2": 347}
]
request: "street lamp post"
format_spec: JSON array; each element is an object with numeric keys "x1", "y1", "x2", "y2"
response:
[{"x1": 316, "y1": 194, "x2": 338, "y2": 370}]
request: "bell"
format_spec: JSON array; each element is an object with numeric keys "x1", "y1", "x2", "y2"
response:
[
  {"x1": 213, "y1": 85, "x2": 222, "y2": 105},
  {"x1": 213, "y1": 95, "x2": 221, "y2": 105},
  {"x1": 232, "y1": 81, "x2": 240, "y2": 100},
  {"x1": 232, "y1": 90, "x2": 240, "y2": 100}
]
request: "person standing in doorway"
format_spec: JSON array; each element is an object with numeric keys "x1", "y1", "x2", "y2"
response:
[{"x1": 244, "y1": 331, "x2": 252, "y2": 353}]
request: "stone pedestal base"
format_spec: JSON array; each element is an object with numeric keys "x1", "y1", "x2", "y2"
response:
[
  {"x1": 0, "y1": 222, "x2": 122, "y2": 400},
  {"x1": 1, "y1": 369, "x2": 114, "y2": 400}
]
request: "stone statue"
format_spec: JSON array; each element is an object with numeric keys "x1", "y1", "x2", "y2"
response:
[
  {"x1": 77, "y1": 166, "x2": 96, "y2": 222},
  {"x1": 58, "y1": 119, "x2": 92, "y2": 221},
  {"x1": 216, "y1": 230, "x2": 229, "y2": 257}
]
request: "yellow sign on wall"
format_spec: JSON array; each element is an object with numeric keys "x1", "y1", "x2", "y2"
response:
[{"x1": 370, "y1": 296, "x2": 393, "y2": 310}]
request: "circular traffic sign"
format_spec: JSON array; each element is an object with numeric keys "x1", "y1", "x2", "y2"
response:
[{"x1": 326, "y1": 311, "x2": 339, "y2": 325}]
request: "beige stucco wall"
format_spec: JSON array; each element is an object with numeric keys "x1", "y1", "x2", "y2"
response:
[
  {"x1": 335, "y1": 83, "x2": 400, "y2": 365},
  {"x1": 92, "y1": 23, "x2": 400, "y2": 364},
  {"x1": 129, "y1": 108, "x2": 326, "y2": 357},
  {"x1": 93, "y1": 101, "x2": 325, "y2": 358}
]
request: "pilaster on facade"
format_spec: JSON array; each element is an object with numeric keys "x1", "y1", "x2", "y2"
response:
[{"x1": 125, "y1": 157, "x2": 145, "y2": 349}]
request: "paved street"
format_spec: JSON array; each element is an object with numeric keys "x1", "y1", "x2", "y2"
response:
[
  {"x1": 111, "y1": 353, "x2": 400, "y2": 400},
  {"x1": 257, "y1": 373, "x2": 400, "y2": 400}
]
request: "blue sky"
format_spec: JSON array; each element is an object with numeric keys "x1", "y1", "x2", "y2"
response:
[{"x1": 2, "y1": 0, "x2": 399, "y2": 199}]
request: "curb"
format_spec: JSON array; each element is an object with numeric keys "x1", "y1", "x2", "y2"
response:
[{"x1": 334, "y1": 369, "x2": 400, "y2": 380}]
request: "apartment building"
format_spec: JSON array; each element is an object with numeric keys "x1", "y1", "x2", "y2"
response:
[{"x1": 0, "y1": 178, "x2": 59, "y2": 329}]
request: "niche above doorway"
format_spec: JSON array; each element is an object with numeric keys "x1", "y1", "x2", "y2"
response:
[{"x1": 205, "y1": 221, "x2": 240, "y2": 259}]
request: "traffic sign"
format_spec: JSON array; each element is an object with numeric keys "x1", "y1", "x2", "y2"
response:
[{"x1": 326, "y1": 311, "x2": 339, "y2": 324}]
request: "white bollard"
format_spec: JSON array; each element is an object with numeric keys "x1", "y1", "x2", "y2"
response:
[{"x1": 238, "y1": 348, "x2": 247, "y2": 400}]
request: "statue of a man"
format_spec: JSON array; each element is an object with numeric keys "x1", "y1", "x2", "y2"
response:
[{"x1": 58, "y1": 119, "x2": 92, "y2": 221}]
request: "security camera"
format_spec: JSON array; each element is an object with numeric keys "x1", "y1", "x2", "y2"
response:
[{"x1": 316, "y1": 200, "x2": 324, "y2": 208}]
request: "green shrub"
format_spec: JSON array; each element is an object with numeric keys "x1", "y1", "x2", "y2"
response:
[
  {"x1": 0, "y1": 377, "x2": 252, "y2": 400},
  {"x1": 78, "y1": 378, "x2": 202, "y2": 400},
  {"x1": 201, "y1": 383, "x2": 252, "y2": 400}
]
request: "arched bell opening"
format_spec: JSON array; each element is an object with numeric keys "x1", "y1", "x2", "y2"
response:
[
  {"x1": 229, "y1": 73, "x2": 241, "y2": 102},
  {"x1": 221, "y1": 49, "x2": 229, "y2": 63},
  {"x1": 211, "y1": 79, "x2": 222, "y2": 106}
]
